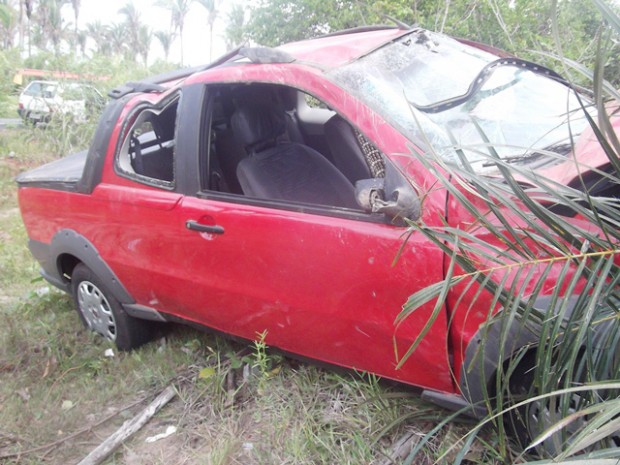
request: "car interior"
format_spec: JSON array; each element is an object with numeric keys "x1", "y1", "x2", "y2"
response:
[
  {"x1": 204, "y1": 83, "x2": 386, "y2": 210},
  {"x1": 118, "y1": 83, "x2": 388, "y2": 212},
  {"x1": 117, "y1": 98, "x2": 178, "y2": 184}
]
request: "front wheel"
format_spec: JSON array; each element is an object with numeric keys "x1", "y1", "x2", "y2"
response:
[
  {"x1": 71, "y1": 263, "x2": 157, "y2": 350},
  {"x1": 505, "y1": 354, "x2": 578, "y2": 456},
  {"x1": 505, "y1": 354, "x2": 619, "y2": 456}
]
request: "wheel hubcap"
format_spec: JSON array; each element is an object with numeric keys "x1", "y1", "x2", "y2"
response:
[{"x1": 77, "y1": 280, "x2": 117, "y2": 341}]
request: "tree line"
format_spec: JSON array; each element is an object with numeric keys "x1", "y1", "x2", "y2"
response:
[
  {"x1": 0, "y1": 0, "x2": 618, "y2": 85},
  {"x1": 0, "y1": 0, "x2": 220, "y2": 66},
  {"x1": 240, "y1": 0, "x2": 619, "y2": 86}
]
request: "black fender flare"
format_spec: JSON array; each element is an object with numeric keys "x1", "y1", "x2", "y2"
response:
[
  {"x1": 458, "y1": 295, "x2": 580, "y2": 407},
  {"x1": 42, "y1": 229, "x2": 135, "y2": 304}
]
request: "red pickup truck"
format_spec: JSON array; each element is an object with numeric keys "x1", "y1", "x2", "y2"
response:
[{"x1": 16, "y1": 26, "x2": 618, "y2": 441}]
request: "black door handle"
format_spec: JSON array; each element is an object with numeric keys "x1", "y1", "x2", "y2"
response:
[{"x1": 186, "y1": 220, "x2": 225, "y2": 235}]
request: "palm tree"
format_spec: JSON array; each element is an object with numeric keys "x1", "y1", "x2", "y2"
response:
[
  {"x1": 118, "y1": 1, "x2": 140, "y2": 32},
  {"x1": 156, "y1": 0, "x2": 190, "y2": 65},
  {"x1": 70, "y1": 0, "x2": 80, "y2": 51},
  {"x1": 194, "y1": 0, "x2": 217, "y2": 61},
  {"x1": 30, "y1": 0, "x2": 66, "y2": 54},
  {"x1": 108, "y1": 22, "x2": 130, "y2": 59},
  {"x1": 137, "y1": 24, "x2": 152, "y2": 66},
  {"x1": 86, "y1": 20, "x2": 111, "y2": 55},
  {"x1": 75, "y1": 28, "x2": 87, "y2": 56},
  {"x1": 154, "y1": 30, "x2": 174, "y2": 61},
  {"x1": 118, "y1": 1, "x2": 141, "y2": 61},
  {"x1": 46, "y1": 0, "x2": 65, "y2": 53}
]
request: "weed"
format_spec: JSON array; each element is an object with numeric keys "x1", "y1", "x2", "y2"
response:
[
  {"x1": 252, "y1": 330, "x2": 270, "y2": 376},
  {"x1": 250, "y1": 330, "x2": 284, "y2": 395}
]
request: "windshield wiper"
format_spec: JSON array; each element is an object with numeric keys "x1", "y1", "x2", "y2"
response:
[{"x1": 411, "y1": 58, "x2": 568, "y2": 114}]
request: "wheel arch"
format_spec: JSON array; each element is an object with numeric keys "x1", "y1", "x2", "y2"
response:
[
  {"x1": 458, "y1": 295, "x2": 581, "y2": 407},
  {"x1": 57, "y1": 253, "x2": 81, "y2": 283},
  {"x1": 49, "y1": 229, "x2": 135, "y2": 304}
]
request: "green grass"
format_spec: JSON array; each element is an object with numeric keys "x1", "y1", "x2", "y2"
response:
[{"x1": 0, "y1": 125, "x2": 507, "y2": 465}]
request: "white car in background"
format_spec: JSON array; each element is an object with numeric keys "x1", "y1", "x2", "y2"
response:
[{"x1": 17, "y1": 80, "x2": 104, "y2": 125}]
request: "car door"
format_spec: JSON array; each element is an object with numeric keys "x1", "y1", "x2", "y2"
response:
[
  {"x1": 177, "y1": 196, "x2": 451, "y2": 390},
  {"x1": 164, "y1": 82, "x2": 454, "y2": 393}
]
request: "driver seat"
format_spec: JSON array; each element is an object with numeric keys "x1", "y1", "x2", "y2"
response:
[{"x1": 232, "y1": 103, "x2": 358, "y2": 209}]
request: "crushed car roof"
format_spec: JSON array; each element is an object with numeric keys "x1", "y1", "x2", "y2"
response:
[
  {"x1": 108, "y1": 26, "x2": 411, "y2": 99},
  {"x1": 277, "y1": 26, "x2": 410, "y2": 68}
]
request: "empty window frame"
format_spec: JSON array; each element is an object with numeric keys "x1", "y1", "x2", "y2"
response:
[
  {"x1": 202, "y1": 83, "x2": 385, "y2": 211},
  {"x1": 116, "y1": 95, "x2": 179, "y2": 188}
]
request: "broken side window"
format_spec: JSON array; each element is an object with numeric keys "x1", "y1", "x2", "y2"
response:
[{"x1": 116, "y1": 95, "x2": 179, "y2": 188}]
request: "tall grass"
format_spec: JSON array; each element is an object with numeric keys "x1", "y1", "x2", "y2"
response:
[{"x1": 397, "y1": 1, "x2": 620, "y2": 463}]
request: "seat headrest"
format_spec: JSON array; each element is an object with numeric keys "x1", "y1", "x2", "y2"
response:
[{"x1": 231, "y1": 103, "x2": 286, "y2": 153}]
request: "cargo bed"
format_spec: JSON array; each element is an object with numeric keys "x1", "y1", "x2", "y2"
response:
[{"x1": 16, "y1": 150, "x2": 87, "y2": 192}]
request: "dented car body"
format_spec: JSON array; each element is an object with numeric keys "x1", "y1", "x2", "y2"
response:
[{"x1": 16, "y1": 27, "x2": 617, "y2": 413}]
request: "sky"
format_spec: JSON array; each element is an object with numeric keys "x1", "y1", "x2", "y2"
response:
[{"x1": 68, "y1": 0, "x2": 234, "y2": 66}]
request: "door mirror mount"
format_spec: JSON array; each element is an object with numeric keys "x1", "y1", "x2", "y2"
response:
[{"x1": 355, "y1": 163, "x2": 420, "y2": 226}]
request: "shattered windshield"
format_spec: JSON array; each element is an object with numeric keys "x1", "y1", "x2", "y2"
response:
[{"x1": 330, "y1": 30, "x2": 591, "y2": 173}]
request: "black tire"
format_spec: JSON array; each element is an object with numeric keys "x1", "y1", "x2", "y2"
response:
[
  {"x1": 505, "y1": 357, "x2": 545, "y2": 452},
  {"x1": 24, "y1": 112, "x2": 37, "y2": 126},
  {"x1": 505, "y1": 355, "x2": 592, "y2": 457},
  {"x1": 71, "y1": 263, "x2": 156, "y2": 350}
]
